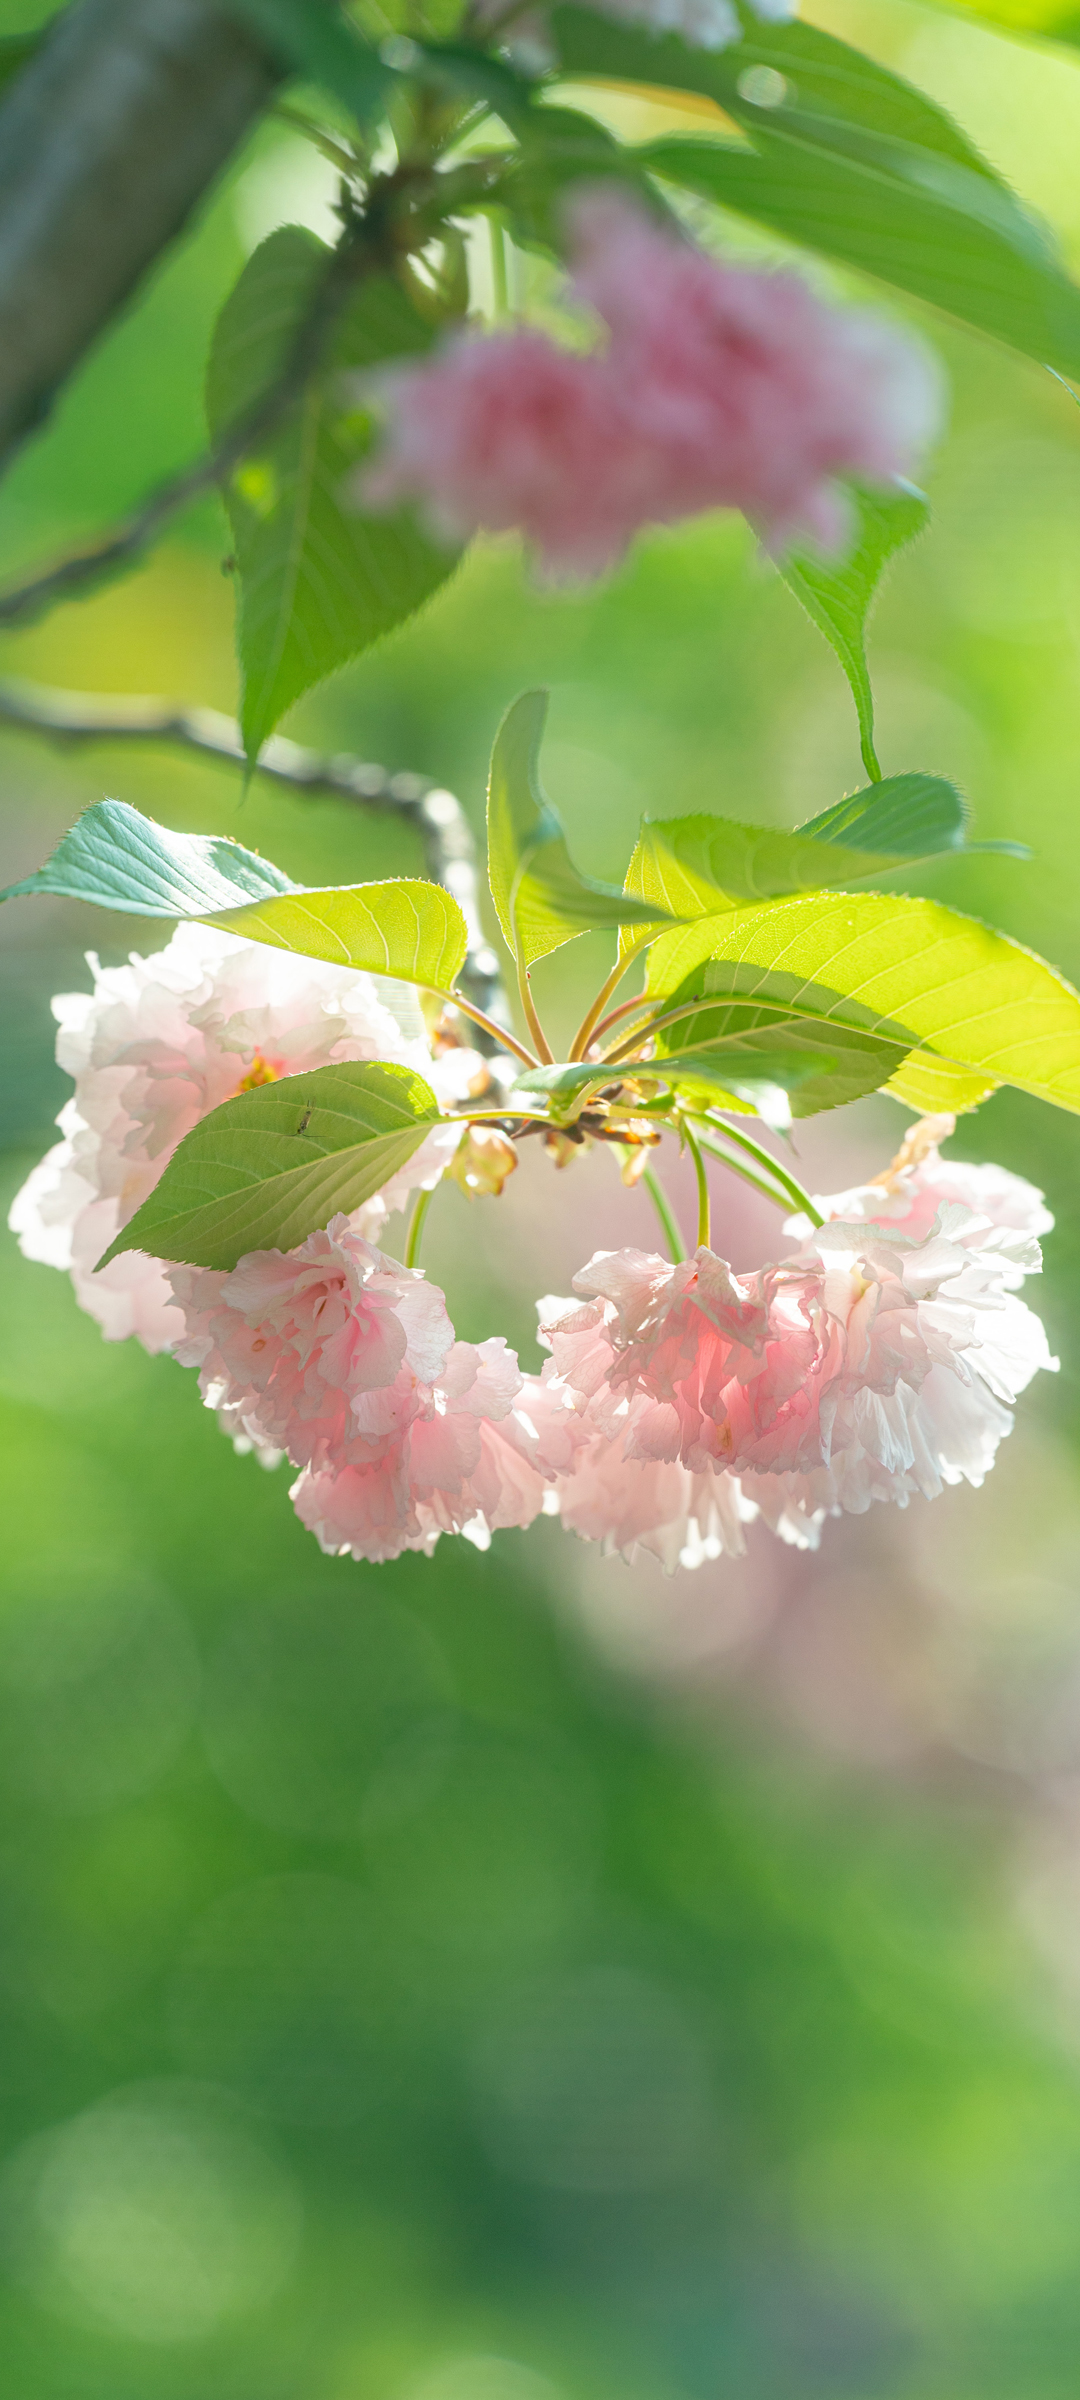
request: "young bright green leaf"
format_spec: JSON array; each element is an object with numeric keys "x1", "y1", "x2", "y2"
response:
[
  {"x1": 798, "y1": 774, "x2": 964, "y2": 852},
  {"x1": 0, "y1": 799, "x2": 297, "y2": 915},
  {"x1": 486, "y1": 690, "x2": 675, "y2": 967},
  {"x1": 624, "y1": 779, "x2": 958, "y2": 921},
  {"x1": 619, "y1": 775, "x2": 1025, "y2": 949},
  {"x1": 646, "y1": 890, "x2": 1080, "y2": 1114},
  {"x1": 778, "y1": 484, "x2": 930, "y2": 782},
  {"x1": 99, "y1": 1061, "x2": 442, "y2": 1272},
  {"x1": 211, "y1": 880, "x2": 468, "y2": 988},
  {"x1": 207, "y1": 229, "x2": 459, "y2": 763},
  {"x1": 0, "y1": 804, "x2": 468, "y2": 987},
  {"x1": 639, "y1": 130, "x2": 1080, "y2": 380}
]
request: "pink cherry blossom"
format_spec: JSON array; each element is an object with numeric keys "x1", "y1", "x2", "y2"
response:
[
  {"x1": 292, "y1": 1333, "x2": 546, "y2": 1561},
  {"x1": 568, "y1": 186, "x2": 941, "y2": 554},
  {"x1": 361, "y1": 326, "x2": 663, "y2": 581},
  {"x1": 168, "y1": 1218, "x2": 455, "y2": 1471},
  {"x1": 536, "y1": 1208, "x2": 1055, "y2": 1561},
  {"x1": 520, "y1": 1360, "x2": 760, "y2": 1570},
  {"x1": 360, "y1": 188, "x2": 941, "y2": 575},
  {"x1": 8, "y1": 924, "x2": 476, "y2": 1353},
  {"x1": 792, "y1": 1112, "x2": 1053, "y2": 1276}
]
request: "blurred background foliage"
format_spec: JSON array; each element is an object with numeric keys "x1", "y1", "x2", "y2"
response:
[{"x1": 6, "y1": 0, "x2": 1080, "y2": 2393}]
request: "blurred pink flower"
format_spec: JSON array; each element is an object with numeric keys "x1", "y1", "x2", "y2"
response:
[
  {"x1": 360, "y1": 188, "x2": 941, "y2": 574},
  {"x1": 536, "y1": 1207, "x2": 1055, "y2": 1557},
  {"x1": 8, "y1": 925, "x2": 475, "y2": 1353},
  {"x1": 792, "y1": 1112, "x2": 1053, "y2": 1275},
  {"x1": 361, "y1": 326, "x2": 662, "y2": 581}
]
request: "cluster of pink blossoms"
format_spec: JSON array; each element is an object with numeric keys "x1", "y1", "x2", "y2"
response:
[
  {"x1": 157, "y1": 1119, "x2": 1053, "y2": 1569},
  {"x1": 8, "y1": 925, "x2": 481, "y2": 1354},
  {"x1": 169, "y1": 1222, "x2": 543, "y2": 1562},
  {"x1": 10, "y1": 955, "x2": 1054, "y2": 1570},
  {"x1": 361, "y1": 189, "x2": 942, "y2": 576}
]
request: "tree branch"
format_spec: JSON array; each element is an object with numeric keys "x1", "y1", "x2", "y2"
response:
[
  {"x1": 0, "y1": 0, "x2": 295, "y2": 473},
  {"x1": 0, "y1": 675, "x2": 511, "y2": 1044},
  {"x1": 0, "y1": 209, "x2": 388, "y2": 630}
]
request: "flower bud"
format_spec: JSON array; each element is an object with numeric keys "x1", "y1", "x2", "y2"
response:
[{"x1": 450, "y1": 1125, "x2": 519, "y2": 1198}]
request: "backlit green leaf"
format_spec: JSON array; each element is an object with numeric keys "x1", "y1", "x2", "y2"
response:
[
  {"x1": 212, "y1": 880, "x2": 468, "y2": 988},
  {"x1": 619, "y1": 774, "x2": 1024, "y2": 951},
  {"x1": 0, "y1": 799, "x2": 296, "y2": 915},
  {"x1": 486, "y1": 689, "x2": 673, "y2": 967},
  {"x1": 552, "y1": 6, "x2": 997, "y2": 180},
  {"x1": 646, "y1": 889, "x2": 1080, "y2": 1114},
  {"x1": 778, "y1": 484, "x2": 930, "y2": 781},
  {"x1": 639, "y1": 129, "x2": 1080, "y2": 379},
  {"x1": 207, "y1": 229, "x2": 459, "y2": 763},
  {"x1": 99, "y1": 1060, "x2": 443, "y2": 1271}
]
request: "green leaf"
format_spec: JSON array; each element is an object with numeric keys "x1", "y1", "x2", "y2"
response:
[
  {"x1": 0, "y1": 799, "x2": 296, "y2": 915},
  {"x1": 798, "y1": 773, "x2": 963, "y2": 852},
  {"x1": 99, "y1": 1061, "x2": 442, "y2": 1272},
  {"x1": 778, "y1": 483, "x2": 930, "y2": 782},
  {"x1": 0, "y1": 31, "x2": 39, "y2": 94},
  {"x1": 211, "y1": 880, "x2": 468, "y2": 987},
  {"x1": 620, "y1": 774, "x2": 1025, "y2": 942},
  {"x1": 550, "y1": 7, "x2": 1080, "y2": 373},
  {"x1": 551, "y1": 6, "x2": 998, "y2": 180},
  {"x1": 486, "y1": 690, "x2": 674, "y2": 967},
  {"x1": 515, "y1": 1013, "x2": 903, "y2": 1119},
  {"x1": 2, "y1": 803, "x2": 469, "y2": 989},
  {"x1": 639, "y1": 129, "x2": 1080, "y2": 380},
  {"x1": 227, "y1": 0, "x2": 394, "y2": 126},
  {"x1": 207, "y1": 229, "x2": 459, "y2": 763},
  {"x1": 645, "y1": 889, "x2": 1080, "y2": 1115}
]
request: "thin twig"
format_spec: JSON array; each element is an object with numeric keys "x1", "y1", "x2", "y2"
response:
[
  {"x1": 0, "y1": 672, "x2": 512, "y2": 1045},
  {"x1": 0, "y1": 204, "x2": 392, "y2": 630}
]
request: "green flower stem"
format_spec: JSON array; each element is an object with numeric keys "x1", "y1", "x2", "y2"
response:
[
  {"x1": 694, "y1": 1119, "x2": 824, "y2": 1228},
  {"x1": 611, "y1": 1144, "x2": 687, "y2": 1263},
  {"x1": 702, "y1": 1115, "x2": 824, "y2": 1226},
  {"x1": 642, "y1": 1164, "x2": 688, "y2": 1263},
  {"x1": 683, "y1": 1119, "x2": 711, "y2": 1251},
  {"x1": 405, "y1": 1180, "x2": 437, "y2": 1270}
]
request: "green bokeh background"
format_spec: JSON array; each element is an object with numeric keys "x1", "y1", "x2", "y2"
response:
[{"x1": 6, "y1": 4, "x2": 1080, "y2": 2394}]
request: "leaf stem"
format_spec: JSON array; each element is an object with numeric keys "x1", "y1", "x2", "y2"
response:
[
  {"x1": 683, "y1": 1119, "x2": 711, "y2": 1251},
  {"x1": 489, "y1": 209, "x2": 510, "y2": 318},
  {"x1": 405, "y1": 1180, "x2": 437, "y2": 1268},
  {"x1": 569, "y1": 950, "x2": 639, "y2": 1061},
  {"x1": 427, "y1": 987, "x2": 537, "y2": 1067},
  {"x1": 516, "y1": 957, "x2": 555, "y2": 1065}
]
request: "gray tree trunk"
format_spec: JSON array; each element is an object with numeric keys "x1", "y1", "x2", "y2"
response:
[{"x1": 0, "y1": 0, "x2": 283, "y2": 469}]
